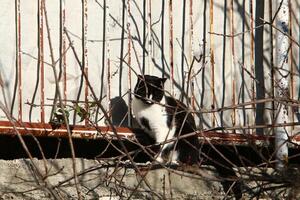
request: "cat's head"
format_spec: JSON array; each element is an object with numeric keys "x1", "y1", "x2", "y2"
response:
[{"x1": 134, "y1": 75, "x2": 167, "y2": 104}]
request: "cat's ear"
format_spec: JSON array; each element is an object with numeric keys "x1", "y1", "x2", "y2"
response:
[
  {"x1": 161, "y1": 78, "x2": 167, "y2": 84},
  {"x1": 138, "y1": 74, "x2": 143, "y2": 80},
  {"x1": 137, "y1": 74, "x2": 145, "y2": 82}
]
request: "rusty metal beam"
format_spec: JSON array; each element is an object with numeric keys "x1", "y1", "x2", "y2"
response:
[
  {"x1": 0, "y1": 121, "x2": 133, "y2": 140},
  {"x1": 0, "y1": 121, "x2": 299, "y2": 147}
]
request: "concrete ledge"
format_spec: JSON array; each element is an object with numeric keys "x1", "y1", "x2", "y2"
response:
[
  {"x1": 0, "y1": 159, "x2": 224, "y2": 199},
  {"x1": 0, "y1": 159, "x2": 299, "y2": 199}
]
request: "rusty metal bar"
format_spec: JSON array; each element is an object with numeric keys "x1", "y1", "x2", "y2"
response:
[
  {"x1": 147, "y1": 0, "x2": 152, "y2": 74},
  {"x1": 39, "y1": 0, "x2": 45, "y2": 123},
  {"x1": 83, "y1": 0, "x2": 89, "y2": 126},
  {"x1": 250, "y1": 0, "x2": 255, "y2": 135},
  {"x1": 127, "y1": 0, "x2": 132, "y2": 126},
  {"x1": 0, "y1": 120, "x2": 132, "y2": 139},
  {"x1": 0, "y1": 120, "x2": 299, "y2": 146},
  {"x1": 107, "y1": 1, "x2": 112, "y2": 118},
  {"x1": 230, "y1": 0, "x2": 236, "y2": 129},
  {"x1": 188, "y1": 0, "x2": 195, "y2": 110},
  {"x1": 209, "y1": 0, "x2": 216, "y2": 127},
  {"x1": 188, "y1": 0, "x2": 194, "y2": 62},
  {"x1": 62, "y1": 0, "x2": 67, "y2": 104},
  {"x1": 17, "y1": 0, "x2": 22, "y2": 122},
  {"x1": 168, "y1": 0, "x2": 174, "y2": 95}
]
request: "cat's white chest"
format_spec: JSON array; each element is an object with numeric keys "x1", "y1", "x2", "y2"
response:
[{"x1": 132, "y1": 97, "x2": 175, "y2": 142}]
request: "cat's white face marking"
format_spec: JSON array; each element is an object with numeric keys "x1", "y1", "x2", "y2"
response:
[
  {"x1": 132, "y1": 96, "x2": 178, "y2": 162},
  {"x1": 132, "y1": 75, "x2": 199, "y2": 164},
  {"x1": 132, "y1": 96, "x2": 176, "y2": 142}
]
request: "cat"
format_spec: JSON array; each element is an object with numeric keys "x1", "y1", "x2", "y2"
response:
[{"x1": 132, "y1": 74, "x2": 200, "y2": 164}]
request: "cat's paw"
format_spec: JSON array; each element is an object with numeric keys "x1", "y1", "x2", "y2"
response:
[
  {"x1": 156, "y1": 156, "x2": 164, "y2": 163},
  {"x1": 169, "y1": 160, "x2": 179, "y2": 165},
  {"x1": 145, "y1": 161, "x2": 152, "y2": 165}
]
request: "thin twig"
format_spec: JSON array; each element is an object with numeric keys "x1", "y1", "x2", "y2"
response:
[{"x1": 42, "y1": 0, "x2": 82, "y2": 198}]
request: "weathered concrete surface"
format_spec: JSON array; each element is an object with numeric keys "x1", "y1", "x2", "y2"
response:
[
  {"x1": 0, "y1": 158, "x2": 299, "y2": 199},
  {"x1": 0, "y1": 158, "x2": 225, "y2": 199}
]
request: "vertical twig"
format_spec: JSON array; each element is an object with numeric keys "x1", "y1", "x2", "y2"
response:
[
  {"x1": 269, "y1": 0, "x2": 275, "y2": 135},
  {"x1": 161, "y1": 0, "x2": 165, "y2": 76},
  {"x1": 180, "y1": 0, "x2": 186, "y2": 101},
  {"x1": 42, "y1": 0, "x2": 82, "y2": 198},
  {"x1": 29, "y1": 0, "x2": 44, "y2": 123},
  {"x1": 118, "y1": 0, "x2": 126, "y2": 97},
  {"x1": 11, "y1": 0, "x2": 19, "y2": 115},
  {"x1": 220, "y1": 0, "x2": 227, "y2": 128},
  {"x1": 95, "y1": 0, "x2": 107, "y2": 124},
  {"x1": 199, "y1": 0, "x2": 208, "y2": 130}
]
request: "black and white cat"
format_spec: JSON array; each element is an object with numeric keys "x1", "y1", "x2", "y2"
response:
[{"x1": 132, "y1": 75, "x2": 200, "y2": 164}]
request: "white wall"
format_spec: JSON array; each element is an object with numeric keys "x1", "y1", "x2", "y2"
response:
[{"x1": 0, "y1": 0, "x2": 299, "y2": 134}]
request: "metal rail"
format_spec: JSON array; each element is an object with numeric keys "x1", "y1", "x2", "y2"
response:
[{"x1": 0, "y1": 121, "x2": 299, "y2": 146}]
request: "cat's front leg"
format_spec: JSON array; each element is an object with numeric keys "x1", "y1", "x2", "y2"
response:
[
  {"x1": 156, "y1": 154, "x2": 165, "y2": 163},
  {"x1": 155, "y1": 145, "x2": 168, "y2": 163},
  {"x1": 156, "y1": 143, "x2": 178, "y2": 164},
  {"x1": 154, "y1": 128, "x2": 177, "y2": 163},
  {"x1": 169, "y1": 149, "x2": 179, "y2": 164}
]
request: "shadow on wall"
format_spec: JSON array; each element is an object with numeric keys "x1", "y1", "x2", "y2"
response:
[
  {"x1": 110, "y1": 96, "x2": 139, "y2": 128},
  {"x1": 110, "y1": 97, "x2": 129, "y2": 127}
]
